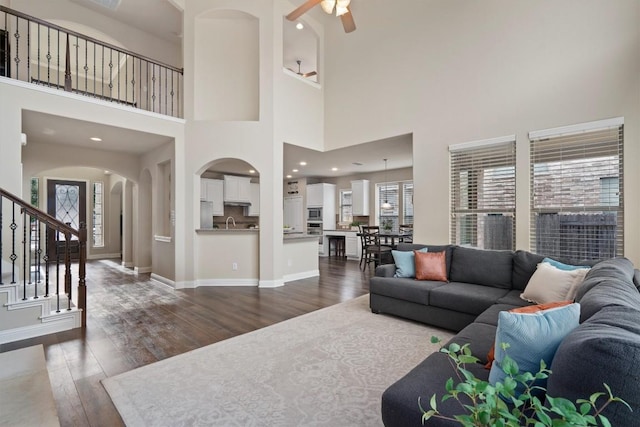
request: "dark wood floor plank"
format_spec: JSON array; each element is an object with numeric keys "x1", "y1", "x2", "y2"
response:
[{"x1": 0, "y1": 256, "x2": 372, "y2": 426}]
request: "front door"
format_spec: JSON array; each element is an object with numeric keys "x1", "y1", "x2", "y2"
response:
[{"x1": 47, "y1": 180, "x2": 86, "y2": 260}]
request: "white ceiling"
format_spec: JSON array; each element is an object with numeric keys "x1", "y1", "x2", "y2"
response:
[
  {"x1": 22, "y1": 110, "x2": 174, "y2": 155},
  {"x1": 69, "y1": 0, "x2": 183, "y2": 45}
]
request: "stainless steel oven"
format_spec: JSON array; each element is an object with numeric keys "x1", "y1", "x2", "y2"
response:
[{"x1": 307, "y1": 222, "x2": 323, "y2": 244}]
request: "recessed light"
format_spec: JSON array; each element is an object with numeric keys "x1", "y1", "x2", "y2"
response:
[
  {"x1": 296, "y1": 22, "x2": 304, "y2": 30},
  {"x1": 90, "y1": 137, "x2": 102, "y2": 142},
  {"x1": 249, "y1": 169, "x2": 256, "y2": 174},
  {"x1": 299, "y1": 161, "x2": 307, "y2": 166},
  {"x1": 286, "y1": 174, "x2": 292, "y2": 179},
  {"x1": 104, "y1": 170, "x2": 112, "y2": 175},
  {"x1": 292, "y1": 169, "x2": 299, "y2": 173},
  {"x1": 331, "y1": 167, "x2": 338, "y2": 171}
]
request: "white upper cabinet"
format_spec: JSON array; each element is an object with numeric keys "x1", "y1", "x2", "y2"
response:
[
  {"x1": 351, "y1": 179, "x2": 370, "y2": 216},
  {"x1": 306, "y1": 184, "x2": 323, "y2": 207},
  {"x1": 245, "y1": 183, "x2": 260, "y2": 217},
  {"x1": 224, "y1": 175, "x2": 251, "y2": 203},
  {"x1": 201, "y1": 178, "x2": 224, "y2": 216}
]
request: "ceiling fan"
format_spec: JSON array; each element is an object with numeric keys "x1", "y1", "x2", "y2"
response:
[
  {"x1": 288, "y1": 60, "x2": 317, "y2": 78},
  {"x1": 286, "y1": 0, "x2": 356, "y2": 33}
]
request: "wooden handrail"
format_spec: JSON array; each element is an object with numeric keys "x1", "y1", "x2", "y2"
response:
[
  {"x1": 0, "y1": 5, "x2": 183, "y2": 74},
  {"x1": 0, "y1": 187, "x2": 78, "y2": 236}
]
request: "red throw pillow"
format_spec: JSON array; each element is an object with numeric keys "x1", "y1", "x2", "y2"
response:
[
  {"x1": 484, "y1": 300, "x2": 572, "y2": 369},
  {"x1": 414, "y1": 251, "x2": 447, "y2": 282}
]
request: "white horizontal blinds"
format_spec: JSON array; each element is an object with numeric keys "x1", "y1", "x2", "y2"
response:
[
  {"x1": 378, "y1": 183, "x2": 399, "y2": 232},
  {"x1": 530, "y1": 124, "x2": 624, "y2": 260},
  {"x1": 450, "y1": 140, "x2": 516, "y2": 250},
  {"x1": 402, "y1": 182, "x2": 414, "y2": 225}
]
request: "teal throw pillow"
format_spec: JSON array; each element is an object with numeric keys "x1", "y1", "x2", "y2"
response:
[
  {"x1": 392, "y1": 248, "x2": 427, "y2": 278},
  {"x1": 488, "y1": 303, "x2": 580, "y2": 396},
  {"x1": 542, "y1": 257, "x2": 590, "y2": 271}
]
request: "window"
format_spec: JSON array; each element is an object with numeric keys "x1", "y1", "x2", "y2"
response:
[
  {"x1": 450, "y1": 136, "x2": 516, "y2": 250},
  {"x1": 402, "y1": 182, "x2": 413, "y2": 225},
  {"x1": 377, "y1": 183, "x2": 399, "y2": 232},
  {"x1": 93, "y1": 181, "x2": 104, "y2": 247},
  {"x1": 340, "y1": 190, "x2": 353, "y2": 223},
  {"x1": 530, "y1": 118, "x2": 623, "y2": 259}
]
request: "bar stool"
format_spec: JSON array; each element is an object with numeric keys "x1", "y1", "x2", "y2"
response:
[{"x1": 327, "y1": 235, "x2": 346, "y2": 258}]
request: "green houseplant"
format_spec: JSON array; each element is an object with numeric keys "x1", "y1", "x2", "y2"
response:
[{"x1": 420, "y1": 338, "x2": 630, "y2": 427}]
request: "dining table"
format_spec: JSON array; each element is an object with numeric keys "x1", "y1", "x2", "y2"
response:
[{"x1": 377, "y1": 231, "x2": 413, "y2": 248}]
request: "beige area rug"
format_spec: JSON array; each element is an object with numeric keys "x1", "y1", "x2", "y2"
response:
[{"x1": 102, "y1": 295, "x2": 453, "y2": 426}]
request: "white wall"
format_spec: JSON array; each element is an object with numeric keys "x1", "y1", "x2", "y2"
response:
[{"x1": 324, "y1": 0, "x2": 640, "y2": 263}]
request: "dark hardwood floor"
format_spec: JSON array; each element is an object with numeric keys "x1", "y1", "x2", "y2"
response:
[{"x1": 0, "y1": 256, "x2": 372, "y2": 426}]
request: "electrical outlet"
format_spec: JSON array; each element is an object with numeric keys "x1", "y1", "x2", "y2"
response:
[{"x1": 232, "y1": 262, "x2": 238, "y2": 271}]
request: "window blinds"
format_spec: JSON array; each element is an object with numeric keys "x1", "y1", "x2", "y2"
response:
[
  {"x1": 530, "y1": 123, "x2": 624, "y2": 260},
  {"x1": 450, "y1": 139, "x2": 516, "y2": 250}
]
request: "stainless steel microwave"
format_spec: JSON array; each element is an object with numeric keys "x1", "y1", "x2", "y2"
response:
[{"x1": 307, "y1": 208, "x2": 322, "y2": 221}]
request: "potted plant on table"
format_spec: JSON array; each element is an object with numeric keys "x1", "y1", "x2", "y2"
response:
[
  {"x1": 382, "y1": 219, "x2": 393, "y2": 231},
  {"x1": 350, "y1": 221, "x2": 361, "y2": 231}
]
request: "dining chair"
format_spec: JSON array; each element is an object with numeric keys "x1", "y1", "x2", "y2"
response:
[
  {"x1": 399, "y1": 224, "x2": 413, "y2": 243},
  {"x1": 360, "y1": 225, "x2": 393, "y2": 270}
]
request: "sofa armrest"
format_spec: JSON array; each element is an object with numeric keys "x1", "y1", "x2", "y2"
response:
[
  {"x1": 634, "y1": 269, "x2": 640, "y2": 289},
  {"x1": 375, "y1": 264, "x2": 397, "y2": 277}
]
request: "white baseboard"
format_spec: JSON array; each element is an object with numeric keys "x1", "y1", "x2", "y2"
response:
[
  {"x1": 283, "y1": 270, "x2": 320, "y2": 283},
  {"x1": 195, "y1": 278, "x2": 259, "y2": 287},
  {"x1": 174, "y1": 280, "x2": 195, "y2": 289},
  {"x1": 134, "y1": 266, "x2": 152, "y2": 274},
  {"x1": 0, "y1": 311, "x2": 81, "y2": 344},
  {"x1": 122, "y1": 261, "x2": 134, "y2": 268},
  {"x1": 259, "y1": 279, "x2": 285, "y2": 288},
  {"x1": 87, "y1": 253, "x2": 121, "y2": 260},
  {"x1": 150, "y1": 273, "x2": 176, "y2": 289}
]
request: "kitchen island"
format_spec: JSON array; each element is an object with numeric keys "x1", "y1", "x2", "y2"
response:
[
  {"x1": 283, "y1": 233, "x2": 320, "y2": 282},
  {"x1": 320, "y1": 230, "x2": 362, "y2": 260}
]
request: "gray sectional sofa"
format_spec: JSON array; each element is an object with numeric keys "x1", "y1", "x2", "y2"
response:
[{"x1": 372, "y1": 243, "x2": 640, "y2": 427}]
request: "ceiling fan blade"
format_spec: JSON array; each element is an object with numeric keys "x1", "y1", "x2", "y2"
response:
[
  {"x1": 302, "y1": 71, "x2": 318, "y2": 78},
  {"x1": 286, "y1": 0, "x2": 321, "y2": 21},
  {"x1": 341, "y1": 7, "x2": 356, "y2": 33}
]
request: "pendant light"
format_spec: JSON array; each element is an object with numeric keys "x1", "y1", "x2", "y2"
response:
[{"x1": 381, "y1": 159, "x2": 392, "y2": 210}]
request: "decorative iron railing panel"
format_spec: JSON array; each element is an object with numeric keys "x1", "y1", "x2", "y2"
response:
[
  {"x1": 1, "y1": 187, "x2": 87, "y2": 326},
  {"x1": 0, "y1": 6, "x2": 183, "y2": 118}
]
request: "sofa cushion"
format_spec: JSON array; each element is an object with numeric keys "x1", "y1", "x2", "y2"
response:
[
  {"x1": 369, "y1": 276, "x2": 445, "y2": 305},
  {"x1": 488, "y1": 303, "x2": 580, "y2": 395},
  {"x1": 547, "y1": 305, "x2": 640, "y2": 427},
  {"x1": 429, "y1": 282, "x2": 510, "y2": 316},
  {"x1": 391, "y1": 248, "x2": 428, "y2": 278},
  {"x1": 445, "y1": 322, "x2": 497, "y2": 365},
  {"x1": 474, "y1": 303, "x2": 523, "y2": 327},
  {"x1": 395, "y1": 243, "x2": 454, "y2": 278},
  {"x1": 512, "y1": 250, "x2": 545, "y2": 291},
  {"x1": 415, "y1": 250, "x2": 448, "y2": 281},
  {"x1": 381, "y1": 351, "x2": 489, "y2": 427},
  {"x1": 449, "y1": 247, "x2": 513, "y2": 289},
  {"x1": 575, "y1": 258, "x2": 640, "y2": 322},
  {"x1": 496, "y1": 290, "x2": 533, "y2": 307}
]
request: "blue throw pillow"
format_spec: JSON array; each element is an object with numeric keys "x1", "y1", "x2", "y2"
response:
[
  {"x1": 392, "y1": 248, "x2": 427, "y2": 278},
  {"x1": 542, "y1": 257, "x2": 590, "y2": 271},
  {"x1": 488, "y1": 303, "x2": 580, "y2": 396}
]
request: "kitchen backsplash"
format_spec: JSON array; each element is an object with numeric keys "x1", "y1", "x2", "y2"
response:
[{"x1": 212, "y1": 205, "x2": 259, "y2": 229}]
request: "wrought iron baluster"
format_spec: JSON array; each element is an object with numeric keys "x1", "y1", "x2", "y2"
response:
[
  {"x1": 152, "y1": 63, "x2": 156, "y2": 112},
  {"x1": 36, "y1": 23, "x2": 40, "y2": 83},
  {"x1": 101, "y1": 44, "x2": 104, "y2": 98},
  {"x1": 35, "y1": 216, "x2": 42, "y2": 288},
  {"x1": 33, "y1": 216, "x2": 39, "y2": 298},
  {"x1": 125, "y1": 53, "x2": 128, "y2": 104},
  {"x1": 22, "y1": 208, "x2": 27, "y2": 300},
  {"x1": 64, "y1": 230, "x2": 72, "y2": 310},
  {"x1": 170, "y1": 69, "x2": 174, "y2": 116},
  {"x1": 84, "y1": 36, "x2": 88, "y2": 92},
  {"x1": 131, "y1": 56, "x2": 135, "y2": 107},
  {"x1": 10, "y1": 202, "x2": 17, "y2": 284},
  {"x1": 55, "y1": 227, "x2": 60, "y2": 313},
  {"x1": 13, "y1": 14, "x2": 19, "y2": 81},
  {"x1": 44, "y1": 226, "x2": 50, "y2": 297},
  {"x1": 93, "y1": 41, "x2": 96, "y2": 97},
  {"x1": 56, "y1": 29, "x2": 59, "y2": 87},
  {"x1": 64, "y1": 33, "x2": 71, "y2": 91},
  {"x1": 117, "y1": 50, "x2": 120, "y2": 102},
  {"x1": 75, "y1": 35, "x2": 79, "y2": 92},
  {"x1": 26, "y1": 18, "x2": 30, "y2": 82},
  {"x1": 164, "y1": 67, "x2": 167, "y2": 115},
  {"x1": 108, "y1": 48, "x2": 113, "y2": 100},
  {"x1": 28, "y1": 213, "x2": 32, "y2": 284},
  {"x1": 46, "y1": 26, "x2": 51, "y2": 85}
]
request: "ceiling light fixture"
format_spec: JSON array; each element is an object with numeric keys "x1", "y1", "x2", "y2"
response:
[
  {"x1": 320, "y1": 0, "x2": 350, "y2": 16},
  {"x1": 299, "y1": 161, "x2": 307, "y2": 166},
  {"x1": 286, "y1": 174, "x2": 292, "y2": 179},
  {"x1": 331, "y1": 167, "x2": 338, "y2": 171},
  {"x1": 90, "y1": 137, "x2": 102, "y2": 142},
  {"x1": 249, "y1": 169, "x2": 256, "y2": 174},
  {"x1": 381, "y1": 158, "x2": 392, "y2": 210},
  {"x1": 296, "y1": 22, "x2": 304, "y2": 30},
  {"x1": 292, "y1": 169, "x2": 299, "y2": 172}
]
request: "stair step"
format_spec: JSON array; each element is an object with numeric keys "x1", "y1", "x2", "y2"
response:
[{"x1": 0, "y1": 344, "x2": 60, "y2": 426}]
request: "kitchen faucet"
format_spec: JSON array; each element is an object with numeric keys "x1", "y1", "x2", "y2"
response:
[{"x1": 225, "y1": 216, "x2": 236, "y2": 229}]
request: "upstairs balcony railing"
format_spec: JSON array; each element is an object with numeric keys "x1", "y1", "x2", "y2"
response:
[{"x1": 0, "y1": 6, "x2": 183, "y2": 118}]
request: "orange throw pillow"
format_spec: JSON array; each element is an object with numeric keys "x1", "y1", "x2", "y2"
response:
[
  {"x1": 414, "y1": 250, "x2": 447, "y2": 282},
  {"x1": 484, "y1": 300, "x2": 572, "y2": 369}
]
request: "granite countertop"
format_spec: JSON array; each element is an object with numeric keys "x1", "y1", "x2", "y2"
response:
[
  {"x1": 323, "y1": 229, "x2": 359, "y2": 233},
  {"x1": 196, "y1": 228, "x2": 259, "y2": 233},
  {"x1": 283, "y1": 233, "x2": 318, "y2": 241}
]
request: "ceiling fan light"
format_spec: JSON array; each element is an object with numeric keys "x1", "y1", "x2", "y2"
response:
[
  {"x1": 336, "y1": 0, "x2": 351, "y2": 8},
  {"x1": 335, "y1": 5, "x2": 349, "y2": 16},
  {"x1": 320, "y1": 0, "x2": 336, "y2": 14}
]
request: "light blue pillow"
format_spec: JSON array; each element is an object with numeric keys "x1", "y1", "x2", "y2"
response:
[
  {"x1": 542, "y1": 257, "x2": 590, "y2": 271},
  {"x1": 392, "y1": 248, "x2": 428, "y2": 278},
  {"x1": 488, "y1": 303, "x2": 580, "y2": 396}
]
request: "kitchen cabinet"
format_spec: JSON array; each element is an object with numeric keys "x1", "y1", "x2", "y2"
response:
[
  {"x1": 224, "y1": 175, "x2": 251, "y2": 203},
  {"x1": 284, "y1": 195, "x2": 304, "y2": 232},
  {"x1": 201, "y1": 178, "x2": 224, "y2": 216},
  {"x1": 345, "y1": 234, "x2": 359, "y2": 258},
  {"x1": 245, "y1": 183, "x2": 260, "y2": 217},
  {"x1": 351, "y1": 179, "x2": 370, "y2": 216},
  {"x1": 306, "y1": 184, "x2": 323, "y2": 207}
]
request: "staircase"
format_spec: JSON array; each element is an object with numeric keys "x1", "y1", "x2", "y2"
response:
[{"x1": 1, "y1": 188, "x2": 85, "y2": 344}]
